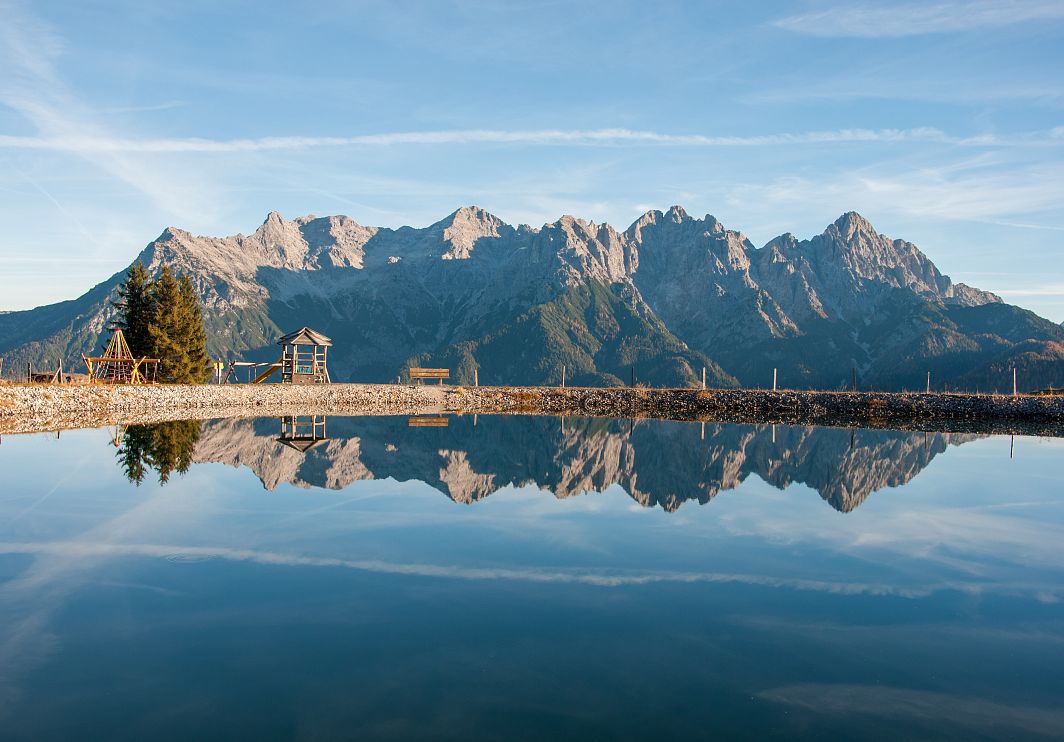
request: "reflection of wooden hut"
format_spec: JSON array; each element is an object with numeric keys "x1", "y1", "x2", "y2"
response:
[
  {"x1": 278, "y1": 327, "x2": 332, "y2": 384},
  {"x1": 278, "y1": 415, "x2": 328, "y2": 452},
  {"x1": 83, "y1": 328, "x2": 158, "y2": 385}
]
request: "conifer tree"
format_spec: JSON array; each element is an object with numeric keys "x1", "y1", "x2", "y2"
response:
[
  {"x1": 115, "y1": 262, "x2": 155, "y2": 358},
  {"x1": 147, "y1": 266, "x2": 211, "y2": 383},
  {"x1": 178, "y1": 274, "x2": 211, "y2": 384},
  {"x1": 148, "y1": 266, "x2": 190, "y2": 382}
]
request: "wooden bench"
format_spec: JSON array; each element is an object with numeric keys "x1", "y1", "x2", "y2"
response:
[{"x1": 409, "y1": 367, "x2": 449, "y2": 385}]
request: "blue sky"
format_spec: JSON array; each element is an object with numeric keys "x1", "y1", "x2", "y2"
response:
[{"x1": 1, "y1": 0, "x2": 1063, "y2": 320}]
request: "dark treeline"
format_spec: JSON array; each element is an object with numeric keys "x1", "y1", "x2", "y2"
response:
[
  {"x1": 116, "y1": 262, "x2": 210, "y2": 383},
  {"x1": 118, "y1": 420, "x2": 202, "y2": 485}
]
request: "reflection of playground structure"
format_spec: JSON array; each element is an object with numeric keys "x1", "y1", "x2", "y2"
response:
[{"x1": 277, "y1": 416, "x2": 329, "y2": 452}]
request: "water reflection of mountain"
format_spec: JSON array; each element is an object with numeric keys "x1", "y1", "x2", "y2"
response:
[{"x1": 192, "y1": 416, "x2": 979, "y2": 512}]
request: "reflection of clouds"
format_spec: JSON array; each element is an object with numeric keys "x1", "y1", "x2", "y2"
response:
[
  {"x1": 760, "y1": 683, "x2": 1064, "y2": 737},
  {"x1": 0, "y1": 487, "x2": 219, "y2": 720},
  {"x1": 0, "y1": 541, "x2": 1059, "y2": 600},
  {"x1": 714, "y1": 479, "x2": 1064, "y2": 575}
]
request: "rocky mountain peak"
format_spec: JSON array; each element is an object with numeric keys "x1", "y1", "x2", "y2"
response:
[
  {"x1": 666, "y1": 205, "x2": 690, "y2": 223},
  {"x1": 832, "y1": 211, "x2": 876, "y2": 240},
  {"x1": 435, "y1": 205, "x2": 509, "y2": 260}
]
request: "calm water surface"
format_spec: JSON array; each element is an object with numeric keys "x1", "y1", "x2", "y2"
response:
[{"x1": 1, "y1": 415, "x2": 1062, "y2": 740}]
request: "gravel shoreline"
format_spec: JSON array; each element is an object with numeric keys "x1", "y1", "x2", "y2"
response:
[{"x1": 2, "y1": 383, "x2": 1063, "y2": 436}]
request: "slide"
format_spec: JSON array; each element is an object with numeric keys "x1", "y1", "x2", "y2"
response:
[{"x1": 252, "y1": 362, "x2": 282, "y2": 384}]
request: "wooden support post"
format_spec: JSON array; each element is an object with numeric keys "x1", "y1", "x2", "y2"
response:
[
  {"x1": 1013, "y1": 368, "x2": 1018, "y2": 397},
  {"x1": 1010, "y1": 434, "x2": 1015, "y2": 459},
  {"x1": 700, "y1": 421, "x2": 705, "y2": 440},
  {"x1": 702, "y1": 366, "x2": 706, "y2": 390},
  {"x1": 561, "y1": 365, "x2": 565, "y2": 389},
  {"x1": 474, "y1": 368, "x2": 479, "y2": 387},
  {"x1": 773, "y1": 368, "x2": 777, "y2": 391},
  {"x1": 57, "y1": 358, "x2": 63, "y2": 384},
  {"x1": 926, "y1": 371, "x2": 931, "y2": 394},
  {"x1": 27, "y1": 362, "x2": 32, "y2": 384}
]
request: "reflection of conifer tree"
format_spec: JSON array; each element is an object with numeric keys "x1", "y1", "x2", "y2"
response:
[
  {"x1": 117, "y1": 420, "x2": 203, "y2": 485},
  {"x1": 117, "y1": 424, "x2": 155, "y2": 486},
  {"x1": 150, "y1": 419, "x2": 201, "y2": 484}
]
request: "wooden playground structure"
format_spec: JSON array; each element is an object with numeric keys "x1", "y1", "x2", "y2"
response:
[
  {"x1": 82, "y1": 328, "x2": 159, "y2": 385},
  {"x1": 221, "y1": 327, "x2": 333, "y2": 385}
]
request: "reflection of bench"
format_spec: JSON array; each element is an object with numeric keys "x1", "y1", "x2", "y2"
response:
[
  {"x1": 408, "y1": 416, "x2": 449, "y2": 427},
  {"x1": 409, "y1": 368, "x2": 449, "y2": 385}
]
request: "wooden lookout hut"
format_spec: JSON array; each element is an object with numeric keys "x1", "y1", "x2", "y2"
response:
[{"x1": 278, "y1": 327, "x2": 332, "y2": 384}]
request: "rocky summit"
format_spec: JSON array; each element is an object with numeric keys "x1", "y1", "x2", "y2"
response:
[{"x1": 2, "y1": 207, "x2": 1062, "y2": 392}]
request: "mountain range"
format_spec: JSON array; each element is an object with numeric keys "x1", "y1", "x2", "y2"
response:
[
  {"x1": 192, "y1": 416, "x2": 977, "y2": 513},
  {"x1": 3, "y1": 206, "x2": 1063, "y2": 391}
]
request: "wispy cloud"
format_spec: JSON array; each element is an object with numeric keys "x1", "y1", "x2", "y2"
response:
[
  {"x1": 1, "y1": 126, "x2": 1062, "y2": 156},
  {"x1": 996, "y1": 283, "x2": 1064, "y2": 297},
  {"x1": 725, "y1": 161, "x2": 1064, "y2": 224},
  {"x1": 0, "y1": 2, "x2": 218, "y2": 222},
  {"x1": 774, "y1": 1, "x2": 1064, "y2": 38},
  {"x1": 1, "y1": 127, "x2": 1052, "y2": 154}
]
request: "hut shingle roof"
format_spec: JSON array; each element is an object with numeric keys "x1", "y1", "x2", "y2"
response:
[{"x1": 277, "y1": 327, "x2": 332, "y2": 346}]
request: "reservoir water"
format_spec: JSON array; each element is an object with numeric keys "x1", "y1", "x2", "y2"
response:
[{"x1": 1, "y1": 415, "x2": 1062, "y2": 740}]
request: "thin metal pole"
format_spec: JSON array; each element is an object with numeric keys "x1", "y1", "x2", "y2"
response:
[
  {"x1": 702, "y1": 366, "x2": 706, "y2": 390},
  {"x1": 926, "y1": 371, "x2": 931, "y2": 394},
  {"x1": 773, "y1": 368, "x2": 777, "y2": 391},
  {"x1": 1013, "y1": 368, "x2": 1017, "y2": 397},
  {"x1": 474, "y1": 368, "x2": 479, "y2": 387},
  {"x1": 561, "y1": 365, "x2": 565, "y2": 388}
]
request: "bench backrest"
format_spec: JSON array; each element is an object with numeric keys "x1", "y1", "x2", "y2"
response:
[{"x1": 409, "y1": 368, "x2": 449, "y2": 378}]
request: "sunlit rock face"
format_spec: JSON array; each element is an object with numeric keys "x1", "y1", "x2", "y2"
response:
[
  {"x1": 192, "y1": 417, "x2": 979, "y2": 513},
  {"x1": 3, "y1": 208, "x2": 1061, "y2": 392}
]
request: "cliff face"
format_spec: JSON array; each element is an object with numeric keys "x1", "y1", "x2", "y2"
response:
[
  {"x1": 2, "y1": 207, "x2": 1060, "y2": 392},
  {"x1": 193, "y1": 416, "x2": 979, "y2": 513}
]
